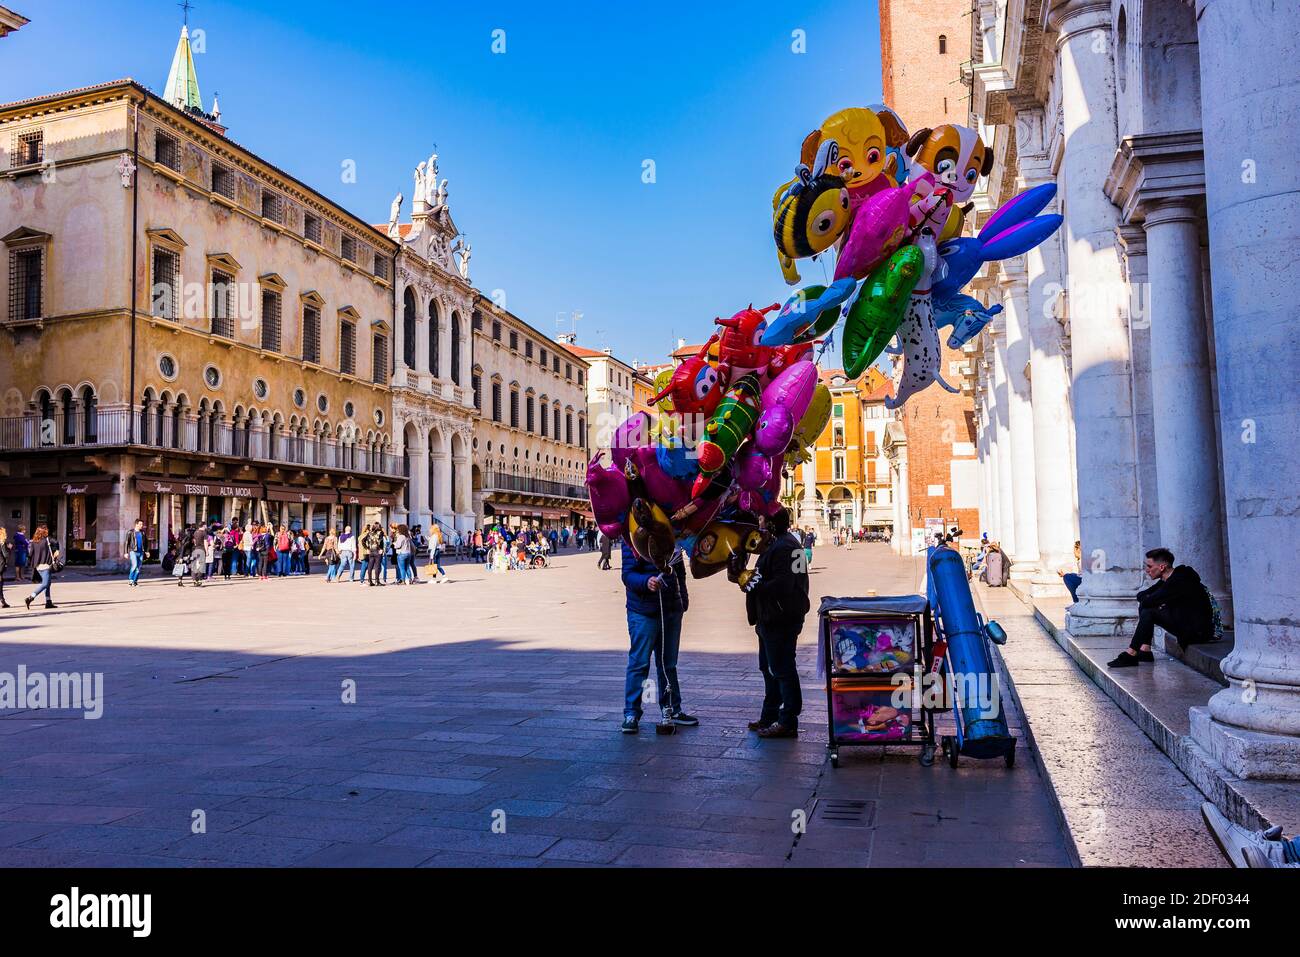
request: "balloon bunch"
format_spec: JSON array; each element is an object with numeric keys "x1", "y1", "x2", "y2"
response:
[
  {"x1": 585, "y1": 107, "x2": 1064, "y2": 584},
  {"x1": 767, "y1": 107, "x2": 1064, "y2": 403},
  {"x1": 587, "y1": 306, "x2": 833, "y2": 583}
]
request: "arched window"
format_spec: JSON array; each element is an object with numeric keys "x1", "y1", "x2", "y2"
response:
[
  {"x1": 938, "y1": 34, "x2": 947, "y2": 54},
  {"x1": 450, "y1": 313, "x2": 461, "y2": 385},
  {"x1": 81, "y1": 385, "x2": 97, "y2": 444},
  {"x1": 402, "y1": 287, "x2": 417, "y2": 370},
  {"x1": 428, "y1": 299, "x2": 440, "y2": 378},
  {"x1": 58, "y1": 388, "x2": 74, "y2": 444}
]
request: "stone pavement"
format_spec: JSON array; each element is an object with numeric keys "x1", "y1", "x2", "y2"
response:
[
  {"x1": 975, "y1": 583, "x2": 1227, "y2": 867},
  {"x1": 0, "y1": 543, "x2": 1069, "y2": 867}
]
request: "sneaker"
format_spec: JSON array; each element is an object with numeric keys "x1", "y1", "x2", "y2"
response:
[
  {"x1": 757, "y1": 722, "x2": 798, "y2": 739},
  {"x1": 669, "y1": 710, "x2": 699, "y2": 726},
  {"x1": 1202, "y1": 802, "x2": 1292, "y2": 867},
  {"x1": 620, "y1": 715, "x2": 639, "y2": 734},
  {"x1": 1107, "y1": 652, "x2": 1140, "y2": 668},
  {"x1": 747, "y1": 719, "x2": 774, "y2": 732}
]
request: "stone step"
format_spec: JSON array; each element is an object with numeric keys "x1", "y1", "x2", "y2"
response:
[
  {"x1": 1005, "y1": 583, "x2": 1298, "y2": 839},
  {"x1": 973, "y1": 583, "x2": 1226, "y2": 866},
  {"x1": 1163, "y1": 634, "x2": 1231, "y2": 686}
]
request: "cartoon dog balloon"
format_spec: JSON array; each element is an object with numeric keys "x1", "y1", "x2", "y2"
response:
[{"x1": 903, "y1": 124, "x2": 992, "y2": 241}]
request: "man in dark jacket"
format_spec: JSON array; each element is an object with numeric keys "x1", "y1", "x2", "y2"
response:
[
  {"x1": 745, "y1": 507, "x2": 811, "y2": 737},
  {"x1": 1109, "y1": 547, "x2": 1215, "y2": 668},
  {"x1": 620, "y1": 539, "x2": 696, "y2": 733}
]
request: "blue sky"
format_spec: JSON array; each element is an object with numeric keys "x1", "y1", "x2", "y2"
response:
[{"x1": 1, "y1": 0, "x2": 884, "y2": 366}]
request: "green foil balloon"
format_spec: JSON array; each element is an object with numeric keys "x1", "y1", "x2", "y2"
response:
[{"x1": 842, "y1": 245, "x2": 925, "y2": 379}]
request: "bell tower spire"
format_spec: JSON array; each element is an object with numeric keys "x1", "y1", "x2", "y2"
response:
[{"x1": 163, "y1": 3, "x2": 226, "y2": 134}]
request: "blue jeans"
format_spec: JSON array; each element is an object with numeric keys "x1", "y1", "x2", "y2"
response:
[
  {"x1": 338, "y1": 553, "x2": 355, "y2": 580},
  {"x1": 381, "y1": 554, "x2": 390, "y2": 581},
  {"x1": 325, "y1": 561, "x2": 338, "y2": 582},
  {"x1": 31, "y1": 568, "x2": 52, "y2": 602},
  {"x1": 396, "y1": 554, "x2": 411, "y2": 582},
  {"x1": 277, "y1": 551, "x2": 290, "y2": 576},
  {"x1": 624, "y1": 608, "x2": 683, "y2": 719},
  {"x1": 128, "y1": 551, "x2": 143, "y2": 584},
  {"x1": 430, "y1": 548, "x2": 446, "y2": 576},
  {"x1": 1063, "y1": 573, "x2": 1082, "y2": 603}
]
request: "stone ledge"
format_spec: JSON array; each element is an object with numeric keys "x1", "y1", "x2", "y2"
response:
[
  {"x1": 1164, "y1": 634, "x2": 1231, "y2": 686},
  {"x1": 1010, "y1": 583, "x2": 1299, "y2": 837}
]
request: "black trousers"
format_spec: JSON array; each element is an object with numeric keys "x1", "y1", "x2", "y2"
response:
[
  {"x1": 1130, "y1": 604, "x2": 1206, "y2": 652},
  {"x1": 756, "y1": 621, "x2": 802, "y2": 728},
  {"x1": 367, "y1": 555, "x2": 381, "y2": 584}
]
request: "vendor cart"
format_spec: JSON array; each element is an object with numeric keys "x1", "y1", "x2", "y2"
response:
[{"x1": 817, "y1": 595, "x2": 939, "y2": 768}]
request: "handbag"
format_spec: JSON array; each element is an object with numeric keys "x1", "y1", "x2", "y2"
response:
[{"x1": 173, "y1": 560, "x2": 188, "y2": 577}]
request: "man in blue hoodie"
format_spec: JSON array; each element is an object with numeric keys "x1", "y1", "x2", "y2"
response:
[{"x1": 620, "y1": 538, "x2": 697, "y2": 733}]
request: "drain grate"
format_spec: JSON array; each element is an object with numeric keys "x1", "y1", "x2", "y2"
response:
[{"x1": 810, "y1": 798, "x2": 877, "y2": 828}]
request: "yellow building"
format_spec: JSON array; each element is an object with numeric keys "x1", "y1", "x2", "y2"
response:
[
  {"x1": 785, "y1": 367, "x2": 895, "y2": 536},
  {"x1": 0, "y1": 29, "x2": 405, "y2": 566}
]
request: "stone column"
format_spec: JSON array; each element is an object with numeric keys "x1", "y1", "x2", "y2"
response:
[
  {"x1": 980, "y1": 357, "x2": 1002, "y2": 543},
  {"x1": 800, "y1": 447, "x2": 819, "y2": 530},
  {"x1": 1141, "y1": 200, "x2": 1228, "y2": 607},
  {"x1": 1050, "y1": 0, "x2": 1143, "y2": 637},
  {"x1": 895, "y1": 449, "x2": 910, "y2": 555},
  {"x1": 1190, "y1": 0, "x2": 1300, "y2": 778},
  {"x1": 999, "y1": 259, "x2": 1040, "y2": 581},
  {"x1": 1115, "y1": 226, "x2": 1162, "y2": 554},
  {"x1": 987, "y1": 317, "x2": 1017, "y2": 557},
  {"x1": 1019, "y1": 112, "x2": 1079, "y2": 594}
]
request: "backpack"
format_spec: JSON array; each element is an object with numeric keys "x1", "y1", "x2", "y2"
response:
[{"x1": 1204, "y1": 584, "x2": 1225, "y2": 641}]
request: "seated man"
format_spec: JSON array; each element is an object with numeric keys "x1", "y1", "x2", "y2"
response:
[{"x1": 1108, "y1": 547, "x2": 1214, "y2": 668}]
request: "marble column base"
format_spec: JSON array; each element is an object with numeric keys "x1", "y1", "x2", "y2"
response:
[
  {"x1": 1065, "y1": 597, "x2": 1139, "y2": 637},
  {"x1": 1008, "y1": 560, "x2": 1040, "y2": 583},
  {"x1": 1191, "y1": 706, "x2": 1300, "y2": 781},
  {"x1": 1028, "y1": 573, "x2": 1071, "y2": 600}
]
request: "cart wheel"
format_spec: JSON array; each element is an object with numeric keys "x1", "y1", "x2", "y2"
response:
[
  {"x1": 919, "y1": 744, "x2": 935, "y2": 767},
  {"x1": 944, "y1": 736, "x2": 959, "y2": 768},
  {"x1": 830, "y1": 752, "x2": 839, "y2": 769},
  {"x1": 1005, "y1": 746, "x2": 1016, "y2": 769}
]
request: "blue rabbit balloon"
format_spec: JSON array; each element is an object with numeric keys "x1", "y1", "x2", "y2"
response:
[{"x1": 931, "y1": 182, "x2": 1062, "y2": 308}]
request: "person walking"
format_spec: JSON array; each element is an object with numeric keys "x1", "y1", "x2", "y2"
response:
[
  {"x1": 0, "y1": 526, "x2": 12, "y2": 608},
  {"x1": 125, "y1": 519, "x2": 147, "y2": 587},
  {"x1": 744, "y1": 507, "x2": 811, "y2": 738},
  {"x1": 394, "y1": 524, "x2": 413, "y2": 584},
  {"x1": 619, "y1": 540, "x2": 696, "y2": 734},
  {"x1": 220, "y1": 528, "x2": 235, "y2": 580},
  {"x1": 598, "y1": 531, "x2": 613, "y2": 570},
  {"x1": 272, "y1": 525, "x2": 289, "y2": 576},
  {"x1": 338, "y1": 525, "x2": 357, "y2": 581},
  {"x1": 23, "y1": 524, "x2": 60, "y2": 610},
  {"x1": 364, "y1": 524, "x2": 385, "y2": 586},
  {"x1": 239, "y1": 524, "x2": 255, "y2": 578},
  {"x1": 256, "y1": 525, "x2": 272, "y2": 580},
  {"x1": 427, "y1": 522, "x2": 447, "y2": 583},
  {"x1": 203, "y1": 526, "x2": 217, "y2": 582},
  {"x1": 12, "y1": 524, "x2": 29, "y2": 583},
  {"x1": 1108, "y1": 547, "x2": 1217, "y2": 668},
  {"x1": 356, "y1": 524, "x2": 371, "y2": 583},
  {"x1": 191, "y1": 524, "x2": 210, "y2": 587},
  {"x1": 320, "y1": 527, "x2": 340, "y2": 582}
]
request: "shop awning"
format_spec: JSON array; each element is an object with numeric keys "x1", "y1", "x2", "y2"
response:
[
  {"x1": 572, "y1": 508, "x2": 595, "y2": 521},
  {"x1": 0, "y1": 476, "x2": 117, "y2": 496},
  {"x1": 264, "y1": 484, "x2": 338, "y2": 505},
  {"x1": 133, "y1": 477, "x2": 263, "y2": 498},
  {"x1": 541, "y1": 508, "x2": 569, "y2": 520},
  {"x1": 486, "y1": 504, "x2": 537, "y2": 517},
  {"x1": 339, "y1": 491, "x2": 394, "y2": 507}
]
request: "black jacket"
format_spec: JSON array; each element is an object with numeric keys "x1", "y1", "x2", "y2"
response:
[
  {"x1": 746, "y1": 532, "x2": 810, "y2": 630},
  {"x1": 1137, "y1": 565, "x2": 1212, "y2": 637},
  {"x1": 28, "y1": 537, "x2": 59, "y2": 572}
]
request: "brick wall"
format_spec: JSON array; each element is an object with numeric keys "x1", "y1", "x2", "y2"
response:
[{"x1": 880, "y1": 0, "x2": 980, "y2": 539}]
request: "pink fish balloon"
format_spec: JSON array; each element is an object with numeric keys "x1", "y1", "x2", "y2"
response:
[
  {"x1": 834, "y1": 172, "x2": 942, "y2": 282},
  {"x1": 586, "y1": 452, "x2": 631, "y2": 538},
  {"x1": 754, "y1": 359, "x2": 818, "y2": 455},
  {"x1": 610, "y1": 412, "x2": 651, "y2": 472}
]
